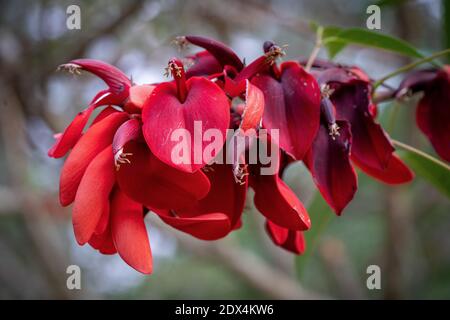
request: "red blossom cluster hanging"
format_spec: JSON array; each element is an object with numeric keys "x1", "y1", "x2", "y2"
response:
[{"x1": 48, "y1": 35, "x2": 449, "y2": 274}]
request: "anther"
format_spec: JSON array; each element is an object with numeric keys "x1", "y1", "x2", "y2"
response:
[
  {"x1": 320, "y1": 84, "x2": 335, "y2": 99},
  {"x1": 328, "y1": 123, "x2": 340, "y2": 140},
  {"x1": 172, "y1": 36, "x2": 189, "y2": 51},
  {"x1": 233, "y1": 164, "x2": 248, "y2": 185},
  {"x1": 114, "y1": 148, "x2": 133, "y2": 171},
  {"x1": 57, "y1": 63, "x2": 82, "y2": 75},
  {"x1": 264, "y1": 44, "x2": 287, "y2": 65},
  {"x1": 164, "y1": 61, "x2": 183, "y2": 78}
]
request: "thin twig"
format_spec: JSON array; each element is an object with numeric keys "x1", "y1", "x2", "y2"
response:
[{"x1": 305, "y1": 26, "x2": 324, "y2": 72}]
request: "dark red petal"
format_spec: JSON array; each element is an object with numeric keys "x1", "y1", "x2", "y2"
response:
[
  {"x1": 111, "y1": 189, "x2": 152, "y2": 274},
  {"x1": 304, "y1": 121, "x2": 357, "y2": 215},
  {"x1": 266, "y1": 220, "x2": 305, "y2": 255},
  {"x1": 252, "y1": 61, "x2": 321, "y2": 160},
  {"x1": 316, "y1": 67, "x2": 358, "y2": 85},
  {"x1": 185, "y1": 51, "x2": 223, "y2": 78},
  {"x1": 72, "y1": 146, "x2": 115, "y2": 244},
  {"x1": 59, "y1": 112, "x2": 128, "y2": 206},
  {"x1": 251, "y1": 168, "x2": 311, "y2": 231},
  {"x1": 184, "y1": 35, "x2": 243, "y2": 71},
  {"x1": 116, "y1": 141, "x2": 210, "y2": 210},
  {"x1": 176, "y1": 164, "x2": 247, "y2": 231},
  {"x1": 352, "y1": 153, "x2": 414, "y2": 184},
  {"x1": 68, "y1": 59, "x2": 131, "y2": 97},
  {"x1": 395, "y1": 69, "x2": 438, "y2": 97},
  {"x1": 416, "y1": 70, "x2": 450, "y2": 162},
  {"x1": 142, "y1": 77, "x2": 230, "y2": 172},
  {"x1": 332, "y1": 81, "x2": 394, "y2": 170}
]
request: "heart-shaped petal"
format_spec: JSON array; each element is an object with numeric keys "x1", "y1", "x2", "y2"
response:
[{"x1": 142, "y1": 77, "x2": 230, "y2": 172}]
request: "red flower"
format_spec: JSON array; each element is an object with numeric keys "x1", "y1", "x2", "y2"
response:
[
  {"x1": 396, "y1": 66, "x2": 450, "y2": 162},
  {"x1": 304, "y1": 66, "x2": 413, "y2": 214},
  {"x1": 142, "y1": 58, "x2": 230, "y2": 173},
  {"x1": 50, "y1": 59, "x2": 231, "y2": 273}
]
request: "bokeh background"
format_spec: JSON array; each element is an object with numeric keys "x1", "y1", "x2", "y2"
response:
[{"x1": 0, "y1": 0, "x2": 449, "y2": 299}]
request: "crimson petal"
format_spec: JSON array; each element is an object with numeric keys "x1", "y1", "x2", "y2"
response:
[
  {"x1": 176, "y1": 164, "x2": 247, "y2": 231},
  {"x1": 155, "y1": 210, "x2": 231, "y2": 241},
  {"x1": 304, "y1": 121, "x2": 357, "y2": 215},
  {"x1": 183, "y1": 35, "x2": 243, "y2": 71},
  {"x1": 251, "y1": 161, "x2": 311, "y2": 231},
  {"x1": 185, "y1": 51, "x2": 223, "y2": 78},
  {"x1": 72, "y1": 146, "x2": 115, "y2": 244},
  {"x1": 142, "y1": 77, "x2": 230, "y2": 172},
  {"x1": 116, "y1": 141, "x2": 211, "y2": 210},
  {"x1": 59, "y1": 112, "x2": 128, "y2": 206},
  {"x1": 48, "y1": 90, "x2": 114, "y2": 158},
  {"x1": 266, "y1": 220, "x2": 305, "y2": 255},
  {"x1": 111, "y1": 189, "x2": 152, "y2": 274},
  {"x1": 68, "y1": 59, "x2": 131, "y2": 98},
  {"x1": 88, "y1": 222, "x2": 116, "y2": 255},
  {"x1": 352, "y1": 153, "x2": 414, "y2": 184},
  {"x1": 252, "y1": 61, "x2": 321, "y2": 160}
]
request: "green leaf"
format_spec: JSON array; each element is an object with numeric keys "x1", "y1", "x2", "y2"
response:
[
  {"x1": 322, "y1": 27, "x2": 424, "y2": 59},
  {"x1": 399, "y1": 150, "x2": 450, "y2": 198},
  {"x1": 296, "y1": 192, "x2": 333, "y2": 278},
  {"x1": 322, "y1": 26, "x2": 346, "y2": 59}
]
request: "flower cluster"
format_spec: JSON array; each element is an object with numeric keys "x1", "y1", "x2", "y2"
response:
[{"x1": 49, "y1": 36, "x2": 448, "y2": 274}]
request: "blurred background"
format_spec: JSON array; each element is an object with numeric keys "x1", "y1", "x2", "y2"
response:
[{"x1": 0, "y1": 0, "x2": 449, "y2": 299}]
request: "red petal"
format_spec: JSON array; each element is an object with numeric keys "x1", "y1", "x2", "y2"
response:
[
  {"x1": 59, "y1": 112, "x2": 128, "y2": 206},
  {"x1": 123, "y1": 85, "x2": 155, "y2": 114},
  {"x1": 48, "y1": 91, "x2": 120, "y2": 158},
  {"x1": 154, "y1": 210, "x2": 231, "y2": 241},
  {"x1": 88, "y1": 223, "x2": 116, "y2": 255},
  {"x1": 184, "y1": 35, "x2": 243, "y2": 71},
  {"x1": 416, "y1": 70, "x2": 450, "y2": 162},
  {"x1": 72, "y1": 146, "x2": 115, "y2": 244},
  {"x1": 68, "y1": 59, "x2": 131, "y2": 98},
  {"x1": 251, "y1": 165, "x2": 311, "y2": 231},
  {"x1": 252, "y1": 61, "x2": 321, "y2": 160},
  {"x1": 332, "y1": 81, "x2": 395, "y2": 170},
  {"x1": 91, "y1": 106, "x2": 120, "y2": 125},
  {"x1": 112, "y1": 118, "x2": 142, "y2": 156},
  {"x1": 116, "y1": 141, "x2": 211, "y2": 210},
  {"x1": 142, "y1": 77, "x2": 230, "y2": 172},
  {"x1": 266, "y1": 220, "x2": 305, "y2": 255},
  {"x1": 111, "y1": 189, "x2": 152, "y2": 274},
  {"x1": 185, "y1": 51, "x2": 223, "y2": 78},
  {"x1": 175, "y1": 164, "x2": 247, "y2": 231},
  {"x1": 240, "y1": 81, "x2": 265, "y2": 131},
  {"x1": 48, "y1": 105, "x2": 95, "y2": 158},
  {"x1": 304, "y1": 121, "x2": 357, "y2": 215},
  {"x1": 352, "y1": 153, "x2": 414, "y2": 184}
]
